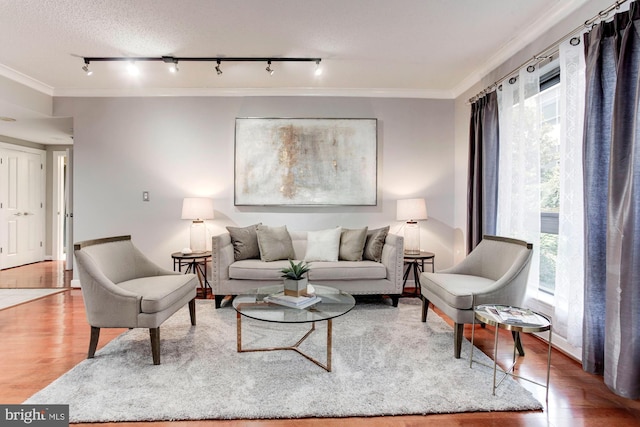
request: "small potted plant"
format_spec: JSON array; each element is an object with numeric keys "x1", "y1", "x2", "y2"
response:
[{"x1": 281, "y1": 260, "x2": 311, "y2": 297}]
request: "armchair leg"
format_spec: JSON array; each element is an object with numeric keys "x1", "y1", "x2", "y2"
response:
[
  {"x1": 189, "y1": 298, "x2": 196, "y2": 325},
  {"x1": 88, "y1": 326, "x2": 100, "y2": 359},
  {"x1": 453, "y1": 323, "x2": 464, "y2": 359},
  {"x1": 512, "y1": 331, "x2": 525, "y2": 356},
  {"x1": 150, "y1": 327, "x2": 161, "y2": 365},
  {"x1": 421, "y1": 296, "x2": 430, "y2": 322}
]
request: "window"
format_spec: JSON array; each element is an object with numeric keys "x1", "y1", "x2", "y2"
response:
[{"x1": 538, "y1": 63, "x2": 561, "y2": 295}]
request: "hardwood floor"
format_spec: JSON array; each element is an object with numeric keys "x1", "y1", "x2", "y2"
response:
[{"x1": 0, "y1": 261, "x2": 638, "y2": 426}]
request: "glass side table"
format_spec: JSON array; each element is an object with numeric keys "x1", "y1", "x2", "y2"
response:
[{"x1": 470, "y1": 304, "x2": 552, "y2": 400}]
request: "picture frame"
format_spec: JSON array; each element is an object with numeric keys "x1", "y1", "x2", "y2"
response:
[{"x1": 234, "y1": 118, "x2": 378, "y2": 206}]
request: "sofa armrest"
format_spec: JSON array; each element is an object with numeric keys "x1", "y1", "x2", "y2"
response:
[
  {"x1": 380, "y1": 233, "x2": 404, "y2": 293},
  {"x1": 211, "y1": 233, "x2": 234, "y2": 293}
]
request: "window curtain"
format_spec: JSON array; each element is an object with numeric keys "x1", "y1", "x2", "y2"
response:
[
  {"x1": 496, "y1": 67, "x2": 542, "y2": 303},
  {"x1": 467, "y1": 91, "x2": 499, "y2": 252},
  {"x1": 583, "y1": 2, "x2": 640, "y2": 399},
  {"x1": 553, "y1": 38, "x2": 585, "y2": 349}
]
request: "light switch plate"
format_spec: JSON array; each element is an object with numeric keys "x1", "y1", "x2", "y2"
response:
[{"x1": 142, "y1": 191, "x2": 149, "y2": 201}]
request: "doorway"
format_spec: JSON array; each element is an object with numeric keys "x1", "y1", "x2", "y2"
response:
[{"x1": 51, "y1": 148, "x2": 73, "y2": 271}]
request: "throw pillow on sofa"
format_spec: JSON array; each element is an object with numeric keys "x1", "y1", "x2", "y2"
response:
[
  {"x1": 363, "y1": 226, "x2": 389, "y2": 262},
  {"x1": 339, "y1": 227, "x2": 368, "y2": 261},
  {"x1": 304, "y1": 227, "x2": 342, "y2": 262},
  {"x1": 256, "y1": 225, "x2": 296, "y2": 262},
  {"x1": 226, "y1": 223, "x2": 261, "y2": 261}
]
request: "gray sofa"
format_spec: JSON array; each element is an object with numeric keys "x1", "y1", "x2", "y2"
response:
[{"x1": 211, "y1": 228, "x2": 404, "y2": 308}]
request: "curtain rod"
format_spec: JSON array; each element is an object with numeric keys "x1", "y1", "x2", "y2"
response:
[{"x1": 468, "y1": 0, "x2": 629, "y2": 104}]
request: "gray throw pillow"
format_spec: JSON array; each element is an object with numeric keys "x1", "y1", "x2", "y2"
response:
[
  {"x1": 339, "y1": 227, "x2": 368, "y2": 261},
  {"x1": 226, "y1": 223, "x2": 261, "y2": 261},
  {"x1": 256, "y1": 225, "x2": 296, "y2": 262},
  {"x1": 363, "y1": 226, "x2": 389, "y2": 262}
]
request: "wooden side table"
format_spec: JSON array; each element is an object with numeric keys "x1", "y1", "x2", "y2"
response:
[
  {"x1": 401, "y1": 251, "x2": 435, "y2": 297},
  {"x1": 171, "y1": 251, "x2": 212, "y2": 298}
]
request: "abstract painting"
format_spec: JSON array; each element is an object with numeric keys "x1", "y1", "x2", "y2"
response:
[{"x1": 235, "y1": 118, "x2": 377, "y2": 206}]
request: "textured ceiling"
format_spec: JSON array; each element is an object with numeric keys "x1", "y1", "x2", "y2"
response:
[{"x1": 0, "y1": 0, "x2": 591, "y2": 144}]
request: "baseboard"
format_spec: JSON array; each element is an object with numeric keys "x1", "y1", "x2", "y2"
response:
[{"x1": 71, "y1": 279, "x2": 81, "y2": 289}]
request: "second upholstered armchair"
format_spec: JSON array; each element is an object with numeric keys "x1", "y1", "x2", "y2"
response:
[{"x1": 420, "y1": 235, "x2": 533, "y2": 358}]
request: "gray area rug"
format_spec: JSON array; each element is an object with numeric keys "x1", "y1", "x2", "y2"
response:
[{"x1": 25, "y1": 298, "x2": 542, "y2": 422}]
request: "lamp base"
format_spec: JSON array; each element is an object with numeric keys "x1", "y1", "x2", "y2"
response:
[
  {"x1": 404, "y1": 221, "x2": 420, "y2": 255},
  {"x1": 190, "y1": 220, "x2": 207, "y2": 253}
]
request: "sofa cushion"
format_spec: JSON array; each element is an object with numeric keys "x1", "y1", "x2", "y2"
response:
[
  {"x1": 363, "y1": 226, "x2": 389, "y2": 262},
  {"x1": 229, "y1": 260, "x2": 292, "y2": 280},
  {"x1": 229, "y1": 259, "x2": 386, "y2": 281},
  {"x1": 226, "y1": 223, "x2": 261, "y2": 261},
  {"x1": 256, "y1": 225, "x2": 295, "y2": 261},
  {"x1": 339, "y1": 227, "x2": 368, "y2": 261},
  {"x1": 118, "y1": 274, "x2": 197, "y2": 314},
  {"x1": 420, "y1": 272, "x2": 496, "y2": 310},
  {"x1": 308, "y1": 261, "x2": 386, "y2": 280},
  {"x1": 304, "y1": 227, "x2": 342, "y2": 262}
]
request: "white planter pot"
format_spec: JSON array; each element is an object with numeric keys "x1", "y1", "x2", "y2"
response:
[{"x1": 283, "y1": 277, "x2": 308, "y2": 297}]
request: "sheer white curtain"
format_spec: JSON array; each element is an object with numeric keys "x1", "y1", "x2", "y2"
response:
[
  {"x1": 554, "y1": 38, "x2": 585, "y2": 348},
  {"x1": 497, "y1": 66, "x2": 541, "y2": 303}
]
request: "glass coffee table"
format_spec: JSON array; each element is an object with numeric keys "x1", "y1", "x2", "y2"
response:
[{"x1": 233, "y1": 284, "x2": 355, "y2": 372}]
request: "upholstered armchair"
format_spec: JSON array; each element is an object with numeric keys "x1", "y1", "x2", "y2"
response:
[
  {"x1": 420, "y1": 235, "x2": 533, "y2": 358},
  {"x1": 74, "y1": 235, "x2": 199, "y2": 365}
]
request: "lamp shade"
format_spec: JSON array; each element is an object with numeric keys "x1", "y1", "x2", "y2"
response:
[
  {"x1": 396, "y1": 198, "x2": 428, "y2": 221},
  {"x1": 181, "y1": 197, "x2": 215, "y2": 220}
]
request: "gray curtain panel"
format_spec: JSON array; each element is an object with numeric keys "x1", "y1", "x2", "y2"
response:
[
  {"x1": 583, "y1": 2, "x2": 640, "y2": 399},
  {"x1": 467, "y1": 91, "x2": 499, "y2": 253}
]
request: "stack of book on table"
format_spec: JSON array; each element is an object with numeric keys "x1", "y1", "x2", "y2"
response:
[
  {"x1": 482, "y1": 305, "x2": 546, "y2": 327},
  {"x1": 264, "y1": 291, "x2": 321, "y2": 309}
]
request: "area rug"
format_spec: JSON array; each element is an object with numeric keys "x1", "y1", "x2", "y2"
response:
[
  {"x1": 25, "y1": 298, "x2": 542, "y2": 422},
  {"x1": 0, "y1": 289, "x2": 65, "y2": 310}
]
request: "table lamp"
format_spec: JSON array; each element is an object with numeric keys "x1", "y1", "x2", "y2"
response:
[
  {"x1": 181, "y1": 197, "x2": 214, "y2": 253},
  {"x1": 396, "y1": 198, "x2": 428, "y2": 255}
]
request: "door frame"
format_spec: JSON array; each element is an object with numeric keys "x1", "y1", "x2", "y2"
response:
[{"x1": 51, "y1": 150, "x2": 66, "y2": 261}]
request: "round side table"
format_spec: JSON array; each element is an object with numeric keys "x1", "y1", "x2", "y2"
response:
[
  {"x1": 470, "y1": 304, "x2": 552, "y2": 400},
  {"x1": 401, "y1": 251, "x2": 435, "y2": 297},
  {"x1": 171, "y1": 251, "x2": 212, "y2": 298}
]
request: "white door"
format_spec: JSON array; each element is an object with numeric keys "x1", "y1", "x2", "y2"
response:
[{"x1": 0, "y1": 146, "x2": 45, "y2": 269}]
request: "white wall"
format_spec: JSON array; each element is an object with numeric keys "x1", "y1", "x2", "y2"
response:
[{"x1": 54, "y1": 96, "x2": 456, "y2": 271}]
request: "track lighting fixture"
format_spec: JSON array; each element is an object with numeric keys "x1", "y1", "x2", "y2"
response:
[
  {"x1": 81, "y1": 56, "x2": 321, "y2": 77},
  {"x1": 82, "y1": 63, "x2": 93, "y2": 76}
]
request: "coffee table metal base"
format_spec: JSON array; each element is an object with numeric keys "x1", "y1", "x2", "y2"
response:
[{"x1": 236, "y1": 310, "x2": 333, "y2": 372}]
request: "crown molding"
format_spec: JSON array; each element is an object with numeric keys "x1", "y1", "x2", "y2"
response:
[{"x1": 0, "y1": 63, "x2": 54, "y2": 96}]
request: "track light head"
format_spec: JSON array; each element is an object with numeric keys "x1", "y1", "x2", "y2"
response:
[
  {"x1": 215, "y1": 60, "x2": 223, "y2": 75},
  {"x1": 163, "y1": 56, "x2": 179, "y2": 73},
  {"x1": 82, "y1": 63, "x2": 93, "y2": 76},
  {"x1": 266, "y1": 60, "x2": 274, "y2": 75},
  {"x1": 127, "y1": 61, "x2": 140, "y2": 76},
  {"x1": 314, "y1": 60, "x2": 322, "y2": 76}
]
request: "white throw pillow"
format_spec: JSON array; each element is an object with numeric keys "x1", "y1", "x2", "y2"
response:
[{"x1": 304, "y1": 227, "x2": 342, "y2": 262}]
